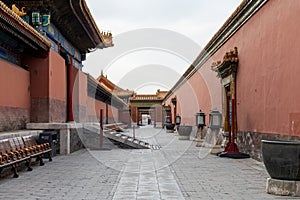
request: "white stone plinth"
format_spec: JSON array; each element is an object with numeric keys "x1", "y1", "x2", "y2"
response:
[
  {"x1": 266, "y1": 178, "x2": 300, "y2": 197},
  {"x1": 210, "y1": 144, "x2": 223, "y2": 154},
  {"x1": 27, "y1": 122, "x2": 83, "y2": 155}
]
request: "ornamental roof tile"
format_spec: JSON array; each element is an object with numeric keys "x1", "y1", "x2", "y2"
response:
[
  {"x1": 130, "y1": 90, "x2": 168, "y2": 101},
  {"x1": 0, "y1": 1, "x2": 51, "y2": 49},
  {"x1": 87, "y1": 74, "x2": 127, "y2": 108},
  {"x1": 2, "y1": 0, "x2": 113, "y2": 52},
  {"x1": 97, "y1": 73, "x2": 134, "y2": 97}
]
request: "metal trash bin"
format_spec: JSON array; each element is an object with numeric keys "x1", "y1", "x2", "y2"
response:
[{"x1": 38, "y1": 131, "x2": 58, "y2": 157}]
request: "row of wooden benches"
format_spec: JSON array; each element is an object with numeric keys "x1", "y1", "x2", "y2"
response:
[{"x1": 0, "y1": 135, "x2": 52, "y2": 178}]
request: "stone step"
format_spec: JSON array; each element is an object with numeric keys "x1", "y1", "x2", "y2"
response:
[
  {"x1": 150, "y1": 145, "x2": 161, "y2": 150},
  {"x1": 121, "y1": 135, "x2": 128, "y2": 140},
  {"x1": 83, "y1": 124, "x2": 155, "y2": 150}
]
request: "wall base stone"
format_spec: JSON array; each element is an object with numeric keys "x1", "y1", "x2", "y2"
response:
[
  {"x1": 31, "y1": 98, "x2": 66, "y2": 123},
  {"x1": 266, "y1": 178, "x2": 300, "y2": 197},
  {"x1": 237, "y1": 131, "x2": 300, "y2": 161},
  {"x1": 70, "y1": 128, "x2": 84, "y2": 153},
  {"x1": 77, "y1": 105, "x2": 87, "y2": 122},
  {"x1": 50, "y1": 98, "x2": 66, "y2": 122},
  {"x1": 0, "y1": 106, "x2": 29, "y2": 131}
]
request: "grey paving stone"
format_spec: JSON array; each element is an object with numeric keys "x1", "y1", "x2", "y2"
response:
[{"x1": 0, "y1": 126, "x2": 296, "y2": 200}]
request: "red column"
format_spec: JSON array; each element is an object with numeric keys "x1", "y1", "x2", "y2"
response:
[
  {"x1": 131, "y1": 106, "x2": 137, "y2": 122},
  {"x1": 156, "y1": 106, "x2": 162, "y2": 122},
  {"x1": 67, "y1": 56, "x2": 74, "y2": 122},
  {"x1": 106, "y1": 103, "x2": 109, "y2": 124},
  {"x1": 173, "y1": 104, "x2": 176, "y2": 123},
  {"x1": 100, "y1": 109, "x2": 103, "y2": 148}
]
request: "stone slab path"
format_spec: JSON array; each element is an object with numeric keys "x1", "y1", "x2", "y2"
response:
[{"x1": 0, "y1": 125, "x2": 294, "y2": 199}]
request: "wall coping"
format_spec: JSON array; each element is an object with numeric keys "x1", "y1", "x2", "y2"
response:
[
  {"x1": 27, "y1": 122, "x2": 83, "y2": 130},
  {"x1": 0, "y1": 130, "x2": 43, "y2": 140}
]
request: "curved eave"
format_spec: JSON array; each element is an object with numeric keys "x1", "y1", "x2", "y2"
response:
[
  {"x1": 0, "y1": 2, "x2": 50, "y2": 53},
  {"x1": 163, "y1": 0, "x2": 268, "y2": 102},
  {"x1": 79, "y1": 0, "x2": 113, "y2": 49},
  {"x1": 97, "y1": 74, "x2": 133, "y2": 98},
  {"x1": 87, "y1": 75, "x2": 127, "y2": 109},
  {"x1": 52, "y1": 0, "x2": 113, "y2": 53}
]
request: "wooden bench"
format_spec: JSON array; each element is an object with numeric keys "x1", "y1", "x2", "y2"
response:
[
  {"x1": 22, "y1": 135, "x2": 52, "y2": 166},
  {"x1": 0, "y1": 135, "x2": 52, "y2": 178},
  {"x1": 0, "y1": 139, "x2": 29, "y2": 178}
]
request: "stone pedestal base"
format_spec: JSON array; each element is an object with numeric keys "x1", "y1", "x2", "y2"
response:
[
  {"x1": 196, "y1": 139, "x2": 204, "y2": 147},
  {"x1": 210, "y1": 145, "x2": 223, "y2": 154},
  {"x1": 174, "y1": 130, "x2": 179, "y2": 136},
  {"x1": 155, "y1": 122, "x2": 162, "y2": 128},
  {"x1": 178, "y1": 136, "x2": 190, "y2": 140},
  {"x1": 266, "y1": 178, "x2": 300, "y2": 197},
  {"x1": 166, "y1": 130, "x2": 174, "y2": 133}
]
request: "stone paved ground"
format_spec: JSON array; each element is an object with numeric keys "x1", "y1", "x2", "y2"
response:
[{"x1": 0, "y1": 126, "x2": 296, "y2": 199}]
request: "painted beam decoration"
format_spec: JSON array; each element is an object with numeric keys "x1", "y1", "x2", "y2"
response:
[
  {"x1": 11, "y1": 3, "x2": 49, "y2": 27},
  {"x1": 7, "y1": 2, "x2": 83, "y2": 69},
  {"x1": 31, "y1": 11, "x2": 41, "y2": 26},
  {"x1": 31, "y1": 11, "x2": 50, "y2": 27},
  {"x1": 0, "y1": 2, "x2": 50, "y2": 52},
  {"x1": 43, "y1": 24, "x2": 83, "y2": 65},
  {"x1": 42, "y1": 13, "x2": 50, "y2": 26},
  {"x1": 0, "y1": 30, "x2": 22, "y2": 65}
]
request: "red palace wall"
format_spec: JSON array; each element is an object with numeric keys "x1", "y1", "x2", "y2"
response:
[
  {"x1": 227, "y1": 0, "x2": 300, "y2": 159},
  {"x1": 167, "y1": 0, "x2": 300, "y2": 135},
  {"x1": 0, "y1": 59, "x2": 30, "y2": 131},
  {"x1": 1, "y1": 47, "x2": 123, "y2": 130},
  {"x1": 49, "y1": 50, "x2": 67, "y2": 122},
  {"x1": 86, "y1": 97, "x2": 118, "y2": 123},
  {"x1": 78, "y1": 71, "x2": 88, "y2": 122},
  {"x1": 233, "y1": 0, "x2": 300, "y2": 136},
  {"x1": 24, "y1": 50, "x2": 67, "y2": 123},
  {"x1": 165, "y1": 0, "x2": 300, "y2": 160},
  {"x1": 49, "y1": 51, "x2": 67, "y2": 104},
  {"x1": 109, "y1": 105, "x2": 119, "y2": 123},
  {"x1": 201, "y1": 0, "x2": 300, "y2": 137},
  {"x1": 164, "y1": 66, "x2": 218, "y2": 126},
  {"x1": 87, "y1": 96, "x2": 105, "y2": 121}
]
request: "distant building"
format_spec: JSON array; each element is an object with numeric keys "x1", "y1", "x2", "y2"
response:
[
  {"x1": 130, "y1": 90, "x2": 169, "y2": 128},
  {"x1": 163, "y1": 0, "x2": 300, "y2": 160},
  {"x1": 97, "y1": 71, "x2": 170, "y2": 127}
]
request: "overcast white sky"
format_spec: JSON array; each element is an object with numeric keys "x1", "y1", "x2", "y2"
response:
[{"x1": 83, "y1": 0, "x2": 243, "y2": 94}]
